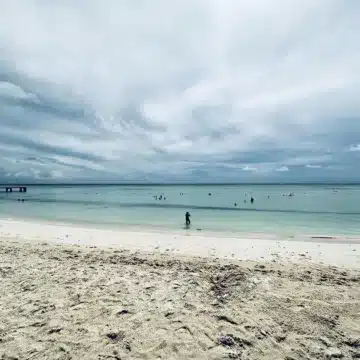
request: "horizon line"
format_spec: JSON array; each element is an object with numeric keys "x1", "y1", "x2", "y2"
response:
[{"x1": 1, "y1": 181, "x2": 360, "y2": 186}]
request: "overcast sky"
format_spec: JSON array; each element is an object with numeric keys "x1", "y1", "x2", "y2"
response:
[{"x1": 1, "y1": 0, "x2": 360, "y2": 183}]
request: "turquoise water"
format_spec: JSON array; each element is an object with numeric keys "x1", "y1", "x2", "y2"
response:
[{"x1": 1, "y1": 184, "x2": 360, "y2": 236}]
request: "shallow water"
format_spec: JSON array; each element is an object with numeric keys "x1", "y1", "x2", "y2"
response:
[{"x1": 1, "y1": 184, "x2": 360, "y2": 236}]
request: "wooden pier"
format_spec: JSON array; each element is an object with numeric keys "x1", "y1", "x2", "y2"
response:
[{"x1": 0, "y1": 186, "x2": 27, "y2": 193}]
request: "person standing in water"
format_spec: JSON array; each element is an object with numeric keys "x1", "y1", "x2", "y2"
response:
[{"x1": 185, "y1": 211, "x2": 191, "y2": 227}]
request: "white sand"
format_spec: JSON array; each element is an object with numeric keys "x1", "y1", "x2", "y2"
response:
[
  {"x1": 0, "y1": 218, "x2": 360, "y2": 359},
  {"x1": 1, "y1": 218, "x2": 359, "y2": 268}
]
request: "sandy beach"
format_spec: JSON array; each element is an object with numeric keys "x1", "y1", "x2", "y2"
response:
[
  {"x1": 1, "y1": 219, "x2": 360, "y2": 269},
  {"x1": 1, "y1": 220, "x2": 360, "y2": 359}
]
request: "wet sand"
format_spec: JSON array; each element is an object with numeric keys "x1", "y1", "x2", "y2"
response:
[{"x1": 1, "y1": 219, "x2": 359, "y2": 269}]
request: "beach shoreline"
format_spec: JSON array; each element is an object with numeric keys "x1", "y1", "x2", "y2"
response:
[
  {"x1": 1, "y1": 217, "x2": 359, "y2": 269},
  {"x1": 2, "y1": 214, "x2": 360, "y2": 242}
]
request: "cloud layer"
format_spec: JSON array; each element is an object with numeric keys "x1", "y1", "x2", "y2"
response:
[{"x1": 1, "y1": 0, "x2": 360, "y2": 183}]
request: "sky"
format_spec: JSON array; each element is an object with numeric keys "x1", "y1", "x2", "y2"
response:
[{"x1": 1, "y1": 0, "x2": 360, "y2": 183}]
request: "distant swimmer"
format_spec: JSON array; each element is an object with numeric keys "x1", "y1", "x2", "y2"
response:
[
  {"x1": 185, "y1": 211, "x2": 191, "y2": 227},
  {"x1": 234, "y1": 203, "x2": 237, "y2": 207},
  {"x1": 250, "y1": 197, "x2": 254, "y2": 204}
]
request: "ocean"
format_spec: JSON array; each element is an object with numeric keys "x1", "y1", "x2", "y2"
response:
[{"x1": 1, "y1": 184, "x2": 360, "y2": 237}]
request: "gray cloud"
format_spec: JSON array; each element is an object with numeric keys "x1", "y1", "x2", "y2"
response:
[{"x1": 1, "y1": 0, "x2": 360, "y2": 183}]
